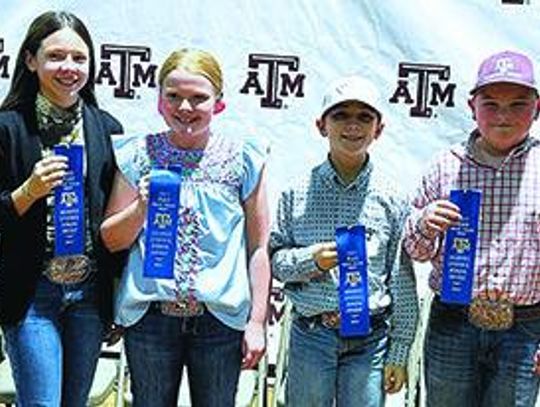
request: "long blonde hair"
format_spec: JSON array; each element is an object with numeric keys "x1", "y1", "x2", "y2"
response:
[{"x1": 158, "y1": 48, "x2": 223, "y2": 99}]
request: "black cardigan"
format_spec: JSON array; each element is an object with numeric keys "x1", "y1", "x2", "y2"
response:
[{"x1": 0, "y1": 103, "x2": 126, "y2": 326}]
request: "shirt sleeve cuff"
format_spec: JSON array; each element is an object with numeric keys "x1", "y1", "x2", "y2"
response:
[
  {"x1": 272, "y1": 245, "x2": 322, "y2": 283},
  {"x1": 386, "y1": 340, "x2": 410, "y2": 367},
  {"x1": 294, "y1": 246, "x2": 321, "y2": 278},
  {"x1": 0, "y1": 190, "x2": 21, "y2": 229}
]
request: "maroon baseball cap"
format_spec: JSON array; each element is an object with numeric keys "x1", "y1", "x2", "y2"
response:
[{"x1": 470, "y1": 50, "x2": 537, "y2": 95}]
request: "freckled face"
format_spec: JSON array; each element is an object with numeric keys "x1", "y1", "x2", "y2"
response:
[{"x1": 159, "y1": 68, "x2": 218, "y2": 148}]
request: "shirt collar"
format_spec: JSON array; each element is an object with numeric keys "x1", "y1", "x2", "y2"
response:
[
  {"x1": 318, "y1": 154, "x2": 373, "y2": 190},
  {"x1": 456, "y1": 129, "x2": 538, "y2": 162}
]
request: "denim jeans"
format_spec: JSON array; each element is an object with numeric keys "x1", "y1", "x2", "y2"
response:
[
  {"x1": 124, "y1": 305, "x2": 243, "y2": 407},
  {"x1": 286, "y1": 313, "x2": 389, "y2": 407},
  {"x1": 2, "y1": 275, "x2": 104, "y2": 407},
  {"x1": 425, "y1": 299, "x2": 540, "y2": 407}
]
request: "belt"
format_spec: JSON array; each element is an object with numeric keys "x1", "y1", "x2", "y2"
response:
[
  {"x1": 319, "y1": 311, "x2": 341, "y2": 329},
  {"x1": 150, "y1": 301, "x2": 206, "y2": 318},
  {"x1": 301, "y1": 309, "x2": 388, "y2": 330},
  {"x1": 433, "y1": 295, "x2": 540, "y2": 322}
]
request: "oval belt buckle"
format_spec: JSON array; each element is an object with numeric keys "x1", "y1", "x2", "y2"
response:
[
  {"x1": 45, "y1": 255, "x2": 91, "y2": 284},
  {"x1": 468, "y1": 297, "x2": 514, "y2": 330}
]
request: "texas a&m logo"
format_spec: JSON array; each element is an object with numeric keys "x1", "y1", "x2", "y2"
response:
[
  {"x1": 268, "y1": 287, "x2": 286, "y2": 326},
  {"x1": 501, "y1": 0, "x2": 529, "y2": 4},
  {"x1": 452, "y1": 237, "x2": 471, "y2": 254},
  {"x1": 389, "y1": 62, "x2": 456, "y2": 118},
  {"x1": 240, "y1": 53, "x2": 305, "y2": 109},
  {"x1": 95, "y1": 44, "x2": 158, "y2": 99},
  {"x1": 0, "y1": 39, "x2": 10, "y2": 79},
  {"x1": 60, "y1": 191, "x2": 78, "y2": 207},
  {"x1": 153, "y1": 213, "x2": 173, "y2": 229}
]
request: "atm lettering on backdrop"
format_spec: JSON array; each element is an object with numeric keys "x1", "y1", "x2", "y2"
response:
[
  {"x1": 0, "y1": 39, "x2": 10, "y2": 79},
  {"x1": 389, "y1": 62, "x2": 456, "y2": 118},
  {"x1": 240, "y1": 53, "x2": 305, "y2": 109},
  {"x1": 96, "y1": 44, "x2": 158, "y2": 99}
]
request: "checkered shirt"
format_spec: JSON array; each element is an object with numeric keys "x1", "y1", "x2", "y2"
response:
[
  {"x1": 270, "y1": 157, "x2": 419, "y2": 366},
  {"x1": 404, "y1": 132, "x2": 540, "y2": 305}
]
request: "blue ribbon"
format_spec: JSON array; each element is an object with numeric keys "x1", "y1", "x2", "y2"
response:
[
  {"x1": 441, "y1": 189, "x2": 481, "y2": 304},
  {"x1": 143, "y1": 166, "x2": 182, "y2": 279},
  {"x1": 336, "y1": 225, "x2": 370, "y2": 337},
  {"x1": 53, "y1": 145, "x2": 85, "y2": 256}
]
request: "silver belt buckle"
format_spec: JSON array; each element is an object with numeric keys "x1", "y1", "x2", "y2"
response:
[{"x1": 44, "y1": 255, "x2": 91, "y2": 284}]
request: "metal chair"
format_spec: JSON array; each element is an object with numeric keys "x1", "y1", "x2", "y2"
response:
[{"x1": 271, "y1": 299, "x2": 292, "y2": 407}]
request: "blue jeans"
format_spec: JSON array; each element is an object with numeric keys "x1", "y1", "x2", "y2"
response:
[
  {"x1": 125, "y1": 305, "x2": 243, "y2": 407},
  {"x1": 286, "y1": 313, "x2": 389, "y2": 407},
  {"x1": 425, "y1": 299, "x2": 540, "y2": 407},
  {"x1": 2, "y1": 275, "x2": 104, "y2": 407}
]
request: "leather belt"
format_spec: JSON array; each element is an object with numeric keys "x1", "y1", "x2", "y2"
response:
[
  {"x1": 433, "y1": 295, "x2": 540, "y2": 322},
  {"x1": 150, "y1": 301, "x2": 206, "y2": 318},
  {"x1": 301, "y1": 309, "x2": 388, "y2": 330}
]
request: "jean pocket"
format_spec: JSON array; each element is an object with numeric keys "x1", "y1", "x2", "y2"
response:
[
  {"x1": 515, "y1": 318, "x2": 540, "y2": 340},
  {"x1": 195, "y1": 312, "x2": 241, "y2": 338},
  {"x1": 292, "y1": 315, "x2": 322, "y2": 333}
]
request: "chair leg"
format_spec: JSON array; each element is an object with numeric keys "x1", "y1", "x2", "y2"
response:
[
  {"x1": 115, "y1": 343, "x2": 128, "y2": 407},
  {"x1": 257, "y1": 356, "x2": 268, "y2": 407}
]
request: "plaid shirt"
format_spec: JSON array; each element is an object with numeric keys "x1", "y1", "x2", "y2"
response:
[
  {"x1": 404, "y1": 131, "x2": 540, "y2": 305},
  {"x1": 270, "y1": 158, "x2": 418, "y2": 366}
]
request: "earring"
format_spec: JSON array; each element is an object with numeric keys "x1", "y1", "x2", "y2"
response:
[{"x1": 214, "y1": 100, "x2": 226, "y2": 114}]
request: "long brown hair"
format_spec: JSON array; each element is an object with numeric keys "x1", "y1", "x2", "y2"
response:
[{"x1": 0, "y1": 11, "x2": 98, "y2": 111}]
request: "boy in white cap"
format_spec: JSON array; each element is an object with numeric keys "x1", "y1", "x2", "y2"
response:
[
  {"x1": 270, "y1": 75, "x2": 418, "y2": 406},
  {"x1": 404, "y1": 50, "x2": 540, "y2": 407}
]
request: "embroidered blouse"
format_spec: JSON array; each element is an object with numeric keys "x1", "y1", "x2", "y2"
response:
[{"x1": 113, "y1": 131, "x2": 268, "y2": 329}]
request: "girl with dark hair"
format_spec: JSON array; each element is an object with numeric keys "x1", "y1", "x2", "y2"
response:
[{"x1": 0, "y1": 11, "x2": 125, "y2": 406}]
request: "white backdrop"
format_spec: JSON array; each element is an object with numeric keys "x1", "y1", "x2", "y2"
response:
[{"x1": 1, "y1": 0, "x2": 539, "y2": 364}]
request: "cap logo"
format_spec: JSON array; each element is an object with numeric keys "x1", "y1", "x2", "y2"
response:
[
  {"x1": 470, "y1": 51, "x2": 536, "y2": 94},
  {"x1": 494, "y1": 57, "x2": 515, "y2": 75},
  {"x1": 320, "y1": 75, "x2": 384, "y2": 118},
  {"x1": 335, "y1": 83, "x2": 347, "y2": 95}
]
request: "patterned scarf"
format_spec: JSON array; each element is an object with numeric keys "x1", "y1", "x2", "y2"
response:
[{"x1": 35, "y1": 92, "x2": 82, "y2": 147}]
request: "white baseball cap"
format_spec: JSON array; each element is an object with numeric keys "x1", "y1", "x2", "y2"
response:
[{"x1": 320, "y1": 75, "x2": 383, "y2": 119}]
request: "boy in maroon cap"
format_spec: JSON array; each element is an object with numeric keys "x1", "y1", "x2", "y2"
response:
[{"x1": 404, "y1": 50, "x2": 540, "y2": 406}]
